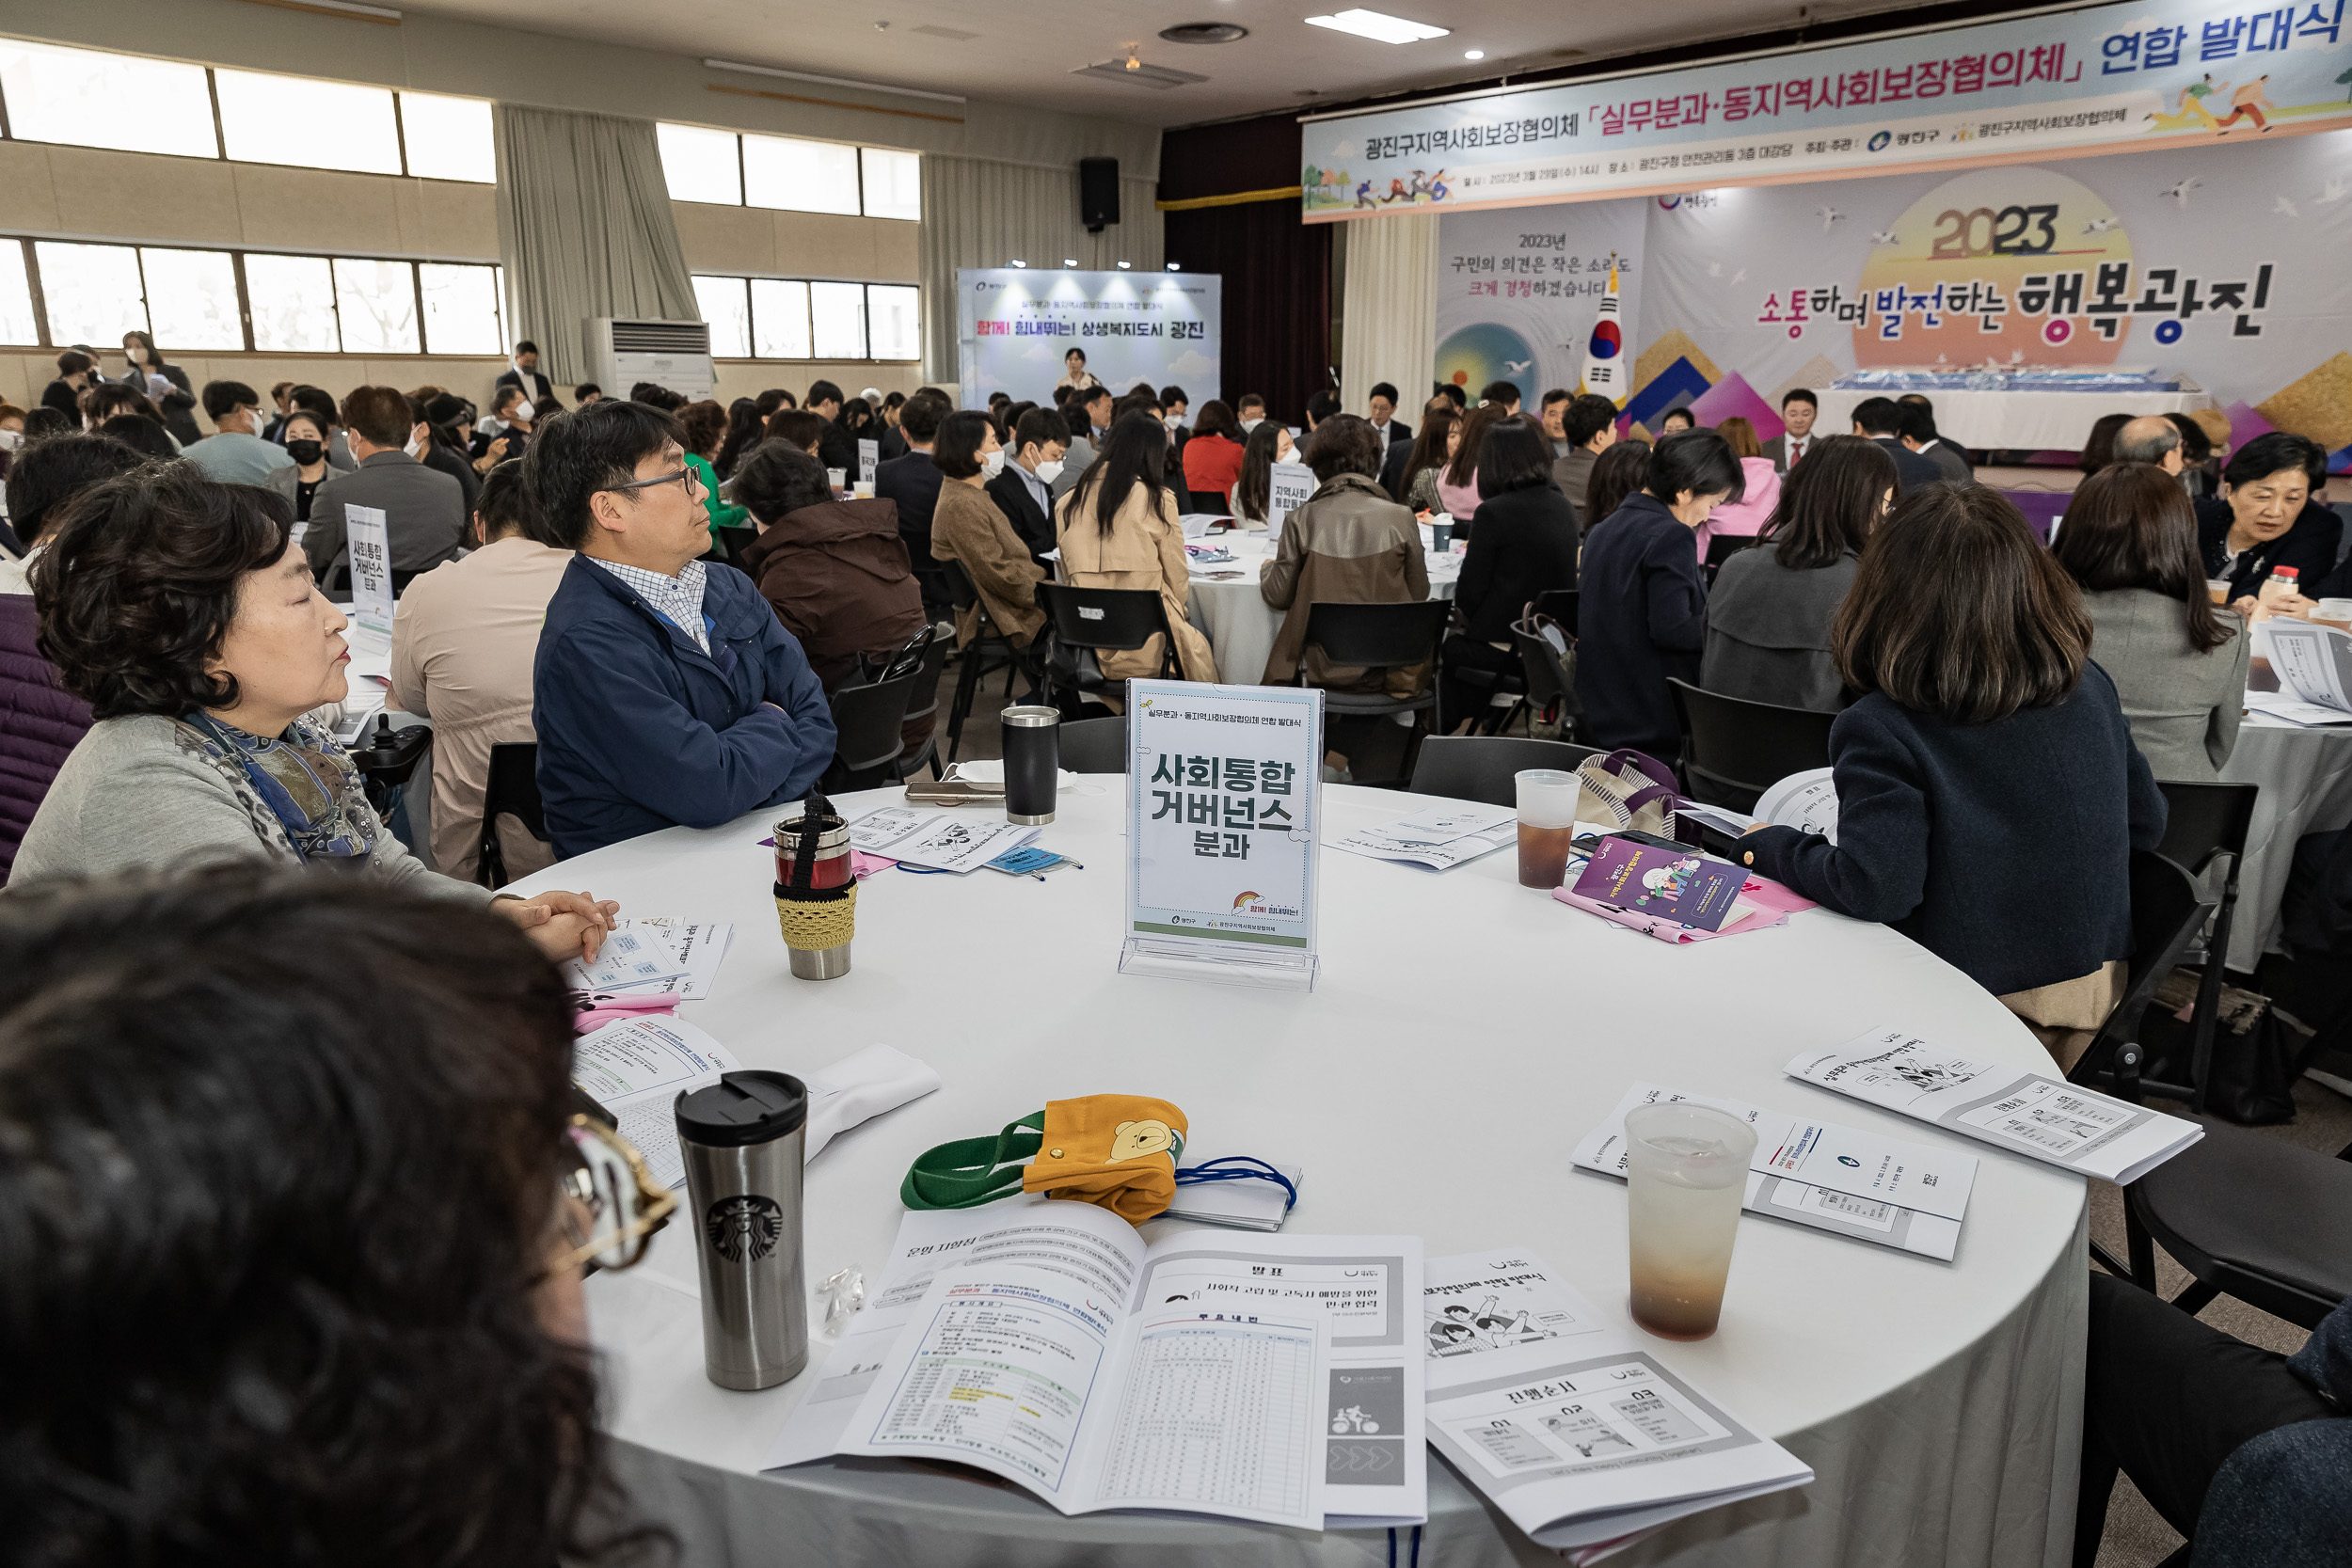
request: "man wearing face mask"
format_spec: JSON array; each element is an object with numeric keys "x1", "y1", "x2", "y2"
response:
[
  {"x1": 183, "y1": 381, "x2": 296, "y2": 485},
  {"x1": 303, "y1": 387, "x2": 468, "y2": 582},
  {"x1": 986, "y1": 406, "x2": 1072, "y2": 564},
  {"x1": 1236, "y1": 393, "x2": 1267, "y2": 435}
]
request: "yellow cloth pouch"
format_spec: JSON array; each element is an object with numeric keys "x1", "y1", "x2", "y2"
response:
[{"x1": 901, "y1": 1095, "x2": 1188, "y2": 1225}]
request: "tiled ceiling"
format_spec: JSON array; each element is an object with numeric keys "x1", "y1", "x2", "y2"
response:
[{"x1": 396, "y1": 0, "x2": 1941, "y2": 128}]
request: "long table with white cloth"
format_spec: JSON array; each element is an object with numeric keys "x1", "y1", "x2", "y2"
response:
[{"x1": 521, "y1": 780, "x2": 2088, "y2": 1568}]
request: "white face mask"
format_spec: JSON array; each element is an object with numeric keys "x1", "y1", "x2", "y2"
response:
[
  {"x1": 1239, "y1": 418, "x2": 1263, "y2": 433},
  {"x1": 1165, "y1": 415, "x2": 1184, "y2": 430},
  {"x1": 404, "y1": 432, "x2": 425, "y2": 459},
  {"x1": 1035, "y1": 458, "x2": 1064, "y2": 484},
  {"x1": 982, "y1": 450, "x2": 1005, "y2": 479},
  {"x1": 0, "y1": 429, "x2": 20, "y2": 451}
]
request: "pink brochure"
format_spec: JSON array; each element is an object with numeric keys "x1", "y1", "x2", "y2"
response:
[{"x1": 1551, "y1": 870, "x2": 1816, "y2": 946}]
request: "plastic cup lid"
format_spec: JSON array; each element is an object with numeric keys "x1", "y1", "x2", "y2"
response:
[{"x1": 675, "y1": 1069, "x2": 807, "y2": 1146}]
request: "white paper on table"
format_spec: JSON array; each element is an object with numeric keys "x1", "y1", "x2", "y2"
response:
[
  {"x1": 845, "y1": 805, "x2": 1041, "y2": 872},
  {"x1": 344, "y1": 626, "x2": 393, "y2": 682},
  {"x1": 2262, "y1": 620, "x2": 2352, "y2": 714},
  {"x1": 1786, "y1": 1027, "x2": 2203, "y2": 1184},
  {"x1": 562, "y1": 925, "x2": 690, "y2": 991},
  {"x1": 941, "y1": 759, "x2": 1083, "y2": 790},
  {"x1": 1674, "y1": 800, "x2": 1765, "y2": 837},
  {"x1": 1568, "y1": 1083, "x2": 1973, "y2": 1261},
  {"x1": 1753, "y1": 768, "x2": 1838, "y2": 842},
  {"x1": 1330, "y1": 819, "x2": 1517, "y2": 871},
  {"x1": 1423, "y1": 1250, "x2": 1608, "y2": 1386},
  {"x1": 1382, "y1": 802, "x2": 1515, "y2": 844},
  {"x1": 572, "y1": 918, "x2": 732, "y2": 1000},
  {"x1": 2243, "y1": 687, "x2": 2352, "y2": 726},
  {"x1": 571, "y1": 1016, "x2": 740, "y2": 1188},
  {"x1": 1421, "y1": 1250, "x2": 1812, "y2": 1550},
  {"x1": 801, "y1": 1043, "x2": 940, "y2": 1161}
]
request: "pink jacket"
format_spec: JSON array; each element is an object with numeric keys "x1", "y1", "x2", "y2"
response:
[{"x1": 1696, "y1": 458, "x2": 1782, "y2": 553}]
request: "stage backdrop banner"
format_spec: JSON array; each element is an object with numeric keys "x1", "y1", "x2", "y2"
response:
[
  {"x1": 1434, "y1": 128, "x2": 2352, "y2": 459},
  {"x1": 1436, "y1": 203, "x2": 1645, "y2": 408},
  {"x1": 1303, "y1": 0, "x2": 2352, "y2": 220},
  {"x1": 957, "y1": 269, "x2": 1221, "y2": 407}
]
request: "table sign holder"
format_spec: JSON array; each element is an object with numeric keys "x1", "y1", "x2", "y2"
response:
[
  {"x1": 857, "y1": 438, "x2": 879, "y2": 489},
  {"x1": 1265, "y1": 461, "x2": 1315, "y2": 547},
  {"x1": 345, "y1": 503, "x2": 395, "y2": 639},
  {"x1": 1119, "y1": 679, "x2": 1322, "y2": 991}
]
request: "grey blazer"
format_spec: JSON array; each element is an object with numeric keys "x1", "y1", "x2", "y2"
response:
[
  {"x1": 2080, "y1": 587, "x2": 2248, "y2": 781},
  {"x1": 303, "y1": 451, "x2": 467, "y2": 578},
  {"x1": 1700, "y1": 546, "x2": 1857, "y2": 713}
]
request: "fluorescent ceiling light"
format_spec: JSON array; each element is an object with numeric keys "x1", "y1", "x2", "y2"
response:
[
  {"x1": 1010, "y1": 260, "x2": 1028, "y2": 268},
  {"x1": 1063, "y1": 259, "x2": 1078, "y2": 267},
  {"x1": 1464, "y1": 49, "x2": 1485, "y2": 60},
  {"x1": 1304, "y1": 9, "x2": 1449, "y2": 44},
  {"x1": 1117, "y1": 261, "x2": 1133, "y2": 270}
]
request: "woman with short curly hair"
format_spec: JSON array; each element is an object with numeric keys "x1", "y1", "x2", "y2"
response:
[{"x1": 13, "y1": 462, "x2": 616, "y2": 960}]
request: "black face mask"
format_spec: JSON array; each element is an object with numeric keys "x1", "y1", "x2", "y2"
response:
[{"x1": 285, "y1": 439, "x2": 324, "y2": 465}]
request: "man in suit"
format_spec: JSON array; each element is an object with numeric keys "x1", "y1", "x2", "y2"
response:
[
  {"x1": 1898, "y1": 397, "x2": 1974, "y2": 484},
  {"x1": 303, "y1": 386, "x2": 467, "y2": 581},
  {"x1": 1539, "y1": 388, "x2": 1573, "y2": 456},
  {"x1": 494, "y1": 341, "x2": 554, "y2": 407},
  {"x1": 1550, "y1": 393, "x2": 1621, "y2": 530},
  {"x1": 1367, "y1": 381, "x2": 1412, "y2": 449},
  {"x1": 875, "y1": 390, "x2": 950, "y2": 611},
  {"x1": 1759, "y1": 388, "x2": 1820, "y2": 472},
  {"x1": 1851, "y1": 396, "x2": 1945, "y2": 495},
  {"x1": 988, "y1": 406, "x2": 1072, "y2": 564}
]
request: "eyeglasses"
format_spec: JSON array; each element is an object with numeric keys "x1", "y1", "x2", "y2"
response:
[
  {"x1": 598, "y1": 465, "x2": 704, "y2": 499},
  {"x1": 548, "y1": 1114, "x2": 678, "y2": 1275}
]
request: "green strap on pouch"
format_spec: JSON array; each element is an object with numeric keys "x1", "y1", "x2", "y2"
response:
[{"x1": 901, "y1": 1111, "x2": 1047, "y2": 1210}]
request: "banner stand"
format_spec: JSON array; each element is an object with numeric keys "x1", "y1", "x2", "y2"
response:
[{"x1": 1119, "y1": 681, "x2": 1323, "y2": 992}]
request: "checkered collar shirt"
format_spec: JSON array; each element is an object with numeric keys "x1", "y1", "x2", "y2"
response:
[{"x1": 590, "y1": 556, "x2": 711, "y2": 654}]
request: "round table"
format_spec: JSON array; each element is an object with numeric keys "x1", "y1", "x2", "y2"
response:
[
  {"x1": 2221, "y1": 712, "x2": 2352, "y2": 973},
  {"x1": 1184, "y1": 531, "x2": 1460, "y2": 689},
  {"x1": 525, "y1": 784, "x2": 2085, "y2": 1568}
]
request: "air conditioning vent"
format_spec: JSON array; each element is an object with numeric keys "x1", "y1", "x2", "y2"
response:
[
  {"x1": 1159, "y1": 23, "x2": 1248, "y2": 43},
  {"x1": 1071, "y1": 59, "x2": 1208, "y2": 88}
]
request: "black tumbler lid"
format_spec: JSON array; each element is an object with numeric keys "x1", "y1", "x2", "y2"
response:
[{"x1": 675, "y1": 1069, "x2": 808, "y2": 1147}]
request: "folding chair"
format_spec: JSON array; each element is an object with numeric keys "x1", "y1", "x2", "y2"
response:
[
  {"x1": 1511, "y1": 617, "x2": 1581, "y2": 741},
  {"x1": 1667, "y1": 677, "x2": 1837, "y2": 813},
  {"x1": 939, "y1": 556, "x2": 1022, "y2": 765},
  {"x1": 1298, "y1": 599, "x2": 1454, "y2": 784},
  {"x1": 822, "y1": 670, "x2": 915, "y2": 792},
  {"x1": 1033, "y1": 581, "x2": 1180, "y2": 707},
  {"x1": 2153, "y1": 780, "x2": 2261, "y2": 1112},
  {"x1": 2069, "y1": 849, "x2": 2219, "y2": 1110},
  {"x1": 1406, "y1": 735, "x2": 1601, "y2": 809},
  {"x1": 477, "y1": 741, "x2": 548, "y2": 891},
  {"x1": 2119, "y1": 1119, "x2": 2352, "y2": 1330}
]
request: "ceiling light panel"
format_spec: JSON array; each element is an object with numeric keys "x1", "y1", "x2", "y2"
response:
[{"x1": 1304, "y1": 9, "x2": 1449, "y2": 45}]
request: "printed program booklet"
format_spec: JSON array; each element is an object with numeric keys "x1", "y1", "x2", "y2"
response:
[
  {"x1": 766, "y1": 1201, "x2": 1427, "y2": 1528},
  {"x1": 569, "y1": 1015, "x2": 739, "y2": 1188},
  {"x1": 1422, "y1": 1250, "x2": 1812, "y2": 1557},
  {"x1": 1570, "y1": 1083, "x2": 1978, "y2": 1261},
  {"x1": 1329, "y1": 803, "x2": 1517, "y2": 871},
  {"x1": 1787, "y1": 1027, "x2": 2202, "y2": 1183},
  {"x1": 1675, "y1": 768, "x2": 1840, "y2": 843},
  {"x1": 2260, "y1": 620, "x2": 2352, "y2": 722},
  {"x1": 1570, "y1": 837, "x2": 1747, "y2": 931}
]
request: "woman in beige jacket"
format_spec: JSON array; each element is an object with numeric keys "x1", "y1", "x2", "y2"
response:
[
  {"x1": 1055, "y1": 415, "x2": 1218, "y2": 689},
  {"x1": 1261, "y1": 415, "x2": 1429, "y2": 692}
]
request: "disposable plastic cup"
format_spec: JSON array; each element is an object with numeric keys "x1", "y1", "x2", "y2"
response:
[
  {"x1": 1516, "y1": 768, "x2": 1581, "y2": 889},
  {"x1": 2206, "y1": 578, "x2": 2232, "y2": 605},
  {"x1": 1624, "y1": 1101, "x2": 1756, "y2": 1341}
]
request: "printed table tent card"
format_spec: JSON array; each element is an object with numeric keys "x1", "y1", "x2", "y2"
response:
[
  {"x1": 1122, "y1": 680, "x2": 1323, "y2": 990},
  {"x1": 1266, "y1": 461, "x2": 1316, "y2": 545},
  {"x1": 344, "y1": 503, "x2": 395, "y2": 634}
]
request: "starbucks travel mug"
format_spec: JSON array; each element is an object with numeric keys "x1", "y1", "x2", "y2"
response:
[
  {"x1": 1001, "y1": 705, "x2": 1061, "y2": 825},
  {"x1": 676, "y1": 1070, "x2": 808, "y2": 1390}
]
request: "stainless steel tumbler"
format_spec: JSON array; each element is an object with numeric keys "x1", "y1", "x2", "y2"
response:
[
  {"x1": 1002, "y1": 705, "x2": 1061, "y2": 825},
  {"x1": 675, "y1": 1070, "x2": 808, "y2": 1390}
]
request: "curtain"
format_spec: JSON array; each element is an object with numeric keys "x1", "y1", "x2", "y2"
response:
[
  {"x1": 494, "y1": 103, "x2": 696, "y2": 385},
  {"x1": 1339, "y1": 213, "x2": 1438, "y2": 422},
  {"x1": 917, "y1": 156, "x2": 1166, "y2": 388},
  {"x1": 1162, "y1": 198, "x2": 1330, "y2": 424}
]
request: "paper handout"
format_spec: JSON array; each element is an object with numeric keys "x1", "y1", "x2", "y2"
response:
[
  {"x1": 1329, "y1": 816, "x2": 1517, "y2": 871},
  {"x1": 1570, "y1": 1084, "x2": 1974, "y2": 1260},
  {"x1": 564, "y1": 917, "x2": 732, "y2": 999},
  {"x1": 571, "y1": 1015, "x2": 740, "y2": 1187},
  {"x1": 1786, "y1": 1027, "x2": 2203, "y2": 1184},
  {"x1": 563, "y1": 925, "x2": 690, "y2": 991},
  {"x1": 847, "y1": 805, "x2": 1042, "y2": 872},
  {"x1": 2262, "y1": 620, "x2": 2352, "y2": 715}
]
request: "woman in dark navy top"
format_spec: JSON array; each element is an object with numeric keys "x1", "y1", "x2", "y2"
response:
[
  {"x1": 1574, "y1": 430, "x2": 1745, "y2": 760},
  {"x1": 1742, "y1": 483, "x2": 2167, "y2": 1064},
  {"x1": 1441, "y1": 416, "x2": 1579, "y2": 728},
  {"x1": 2195, "y1": 432, "x2": 2336, "y2": 610}
]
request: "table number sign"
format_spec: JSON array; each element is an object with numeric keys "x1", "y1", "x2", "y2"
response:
[
  {"x1": 1121, "y1": 679, "x2": 1323, "y2": 990},
  {"x1": 345, "y1": 503, "x2": 394, "y2": 635},
  {"x1": 857, "y1": 438, "x2": 879, "y2": 488}
]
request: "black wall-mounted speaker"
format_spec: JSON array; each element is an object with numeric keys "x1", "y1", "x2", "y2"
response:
[{"x1": 1079, "y1": 157, "x2": 1120, "y2": 231}]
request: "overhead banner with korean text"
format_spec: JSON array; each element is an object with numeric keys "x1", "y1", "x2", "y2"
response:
[
  {"x1": 1302, "y1": 0, "x2": 2352, "y2": 220},
  {"x1": 956, "y1": 269, "x2": 1221, "y2": 407}
]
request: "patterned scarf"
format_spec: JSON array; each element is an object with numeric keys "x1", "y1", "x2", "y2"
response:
[{"x1": 177, "y1": 712, "x2": 374, "y2": 864}]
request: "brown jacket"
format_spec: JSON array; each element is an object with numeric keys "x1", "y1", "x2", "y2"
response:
[
  {"x1": 1260, "y1": 471, "x2": 1430, "y2": 693},
  {"x1": 738, "y1": 499, "x2": 925, "y2": 690},
  {"x1": 1054, "y1": 482, "x2": 1219, "y2": 685},
  {"x1": 932, "y1": 479, "x2": 1045, "y2": 648}
]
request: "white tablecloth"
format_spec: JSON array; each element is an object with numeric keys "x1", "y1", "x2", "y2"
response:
[
  {"x1": 1810, "y1": 388, "x2": 2215, "y2": 453},
  {"x1": 2220, "y1": 713, "x2": 2352, "y2": 972},
  {"x1": 1185, "y1": 531, "x2": 1460, "y2": 687},
  {"x1": 524, "y1": 783, "x2": 2085, "y2": 1568}
]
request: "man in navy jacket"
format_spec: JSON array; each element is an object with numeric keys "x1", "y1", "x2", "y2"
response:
[{"x1": 528, "y1": 400, "x2": 834, "y2": 859}]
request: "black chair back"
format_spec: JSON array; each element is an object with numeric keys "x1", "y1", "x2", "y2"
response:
[
  {"x1": 941, "y1": 555, "x2": 983, "y2": 615},
  {"x1": 825, "y1": 671, "x2": 916, "y2": 786},
  {"x1": 1667, "y1": 677, "x2": 1836, "y2": 812},
  {"x1": 2069, "y1": 850, "x2": 2217, "y2": 1101},
  {"x1": 1408, "y1": 735, "x2": 1602, "y2": 808},
  {"x1": 1703, "y1": 534, "x2": 1755, "y2": 571},
  {"x1": 1035, "y1": 582, "x2": 1175, "y2": 657},
  {"x1": 2155, "y1": 781, "x2": 2259, "y2": 878},
  {"x1": 1531, "y1": 589, "x2": 1578, "y2": 637},
  {"x1": 1058, "y1": 715, "x2": 1129, "y2": 774},
  {"x1": 2125, "y1": 1120, "x2": 2352, "y2": 1330},
  {"x1": 478, "y1": 741, "x2": 547, "y2": 891},
  {"x1": 884, "y1": 628, "x2": 950, "y2": 783},
  {"x1": 1301, "y1": 599, "x2": 1453, "y2": 672},
  {"x1": 714, "y1": 524, "x2": 759, "y2": 565},
  {"x1": 1511, "y1": 621, "x2": 1574, "y2": 715}
]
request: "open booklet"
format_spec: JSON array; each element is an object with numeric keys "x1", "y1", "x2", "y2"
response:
[
  {"x1": 1674, "y1": 768, "x2": 1839, "y2": 844},
  {"x1": 2251, "y1": 620, "x2": 2352, "y2": 725},
  {"x1": 766, "y1": 1200, "x2": 1427, "y2": 1528},
  {"x1": 846, "y1": 805, "x2": 1043, "y2": 872},
  {"x1": 1569, "y1": 1084, "x2": 1976, "y2": 1261},
  {"x1": 1787, "y1": 1027, "x2": 2202, "y2": 1184},
  {"x1": 1329, "y1": 802, "x2": 1517, "y2": 871},
  {"x1": 1422, "y1": 1250, "x2": 1812, "y2": 1556}
]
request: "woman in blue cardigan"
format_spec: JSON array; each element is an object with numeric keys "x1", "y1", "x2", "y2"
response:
[{"x1": 1741, "y1": 483, "x2": 2167, "y2": 1066}]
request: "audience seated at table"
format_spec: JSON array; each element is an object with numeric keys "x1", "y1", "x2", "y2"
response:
[
  {"x1": 97, "y1": 411, "x2": 178, "y2": 462},
  {"x1": 79, "y1": 382, "x2": 179, "y2": 451},
  {"x1": 183, "y1": 379, "x2": 294, "y2": 485},
  {"x1": 1378, "y1": 394, "x2": 1444, "y2": 499},
  {"x1": 930, "y1": 408, "x2": 1047, "y2": 681},
  {"x1": 1692, "y1": 416, "x2": 1781, "y2": 555},
  {"x1": 304, "y1": 386, "x2": 468, "y2": 582},
  {"x1": 0, "y1": 431, "x2": 146, "y2": 596},
  {"x1": 1437, "y1": 404, "x2": 1505, "y2": 524},
  {"x1": 284, "y1": 383, "x2": 358, "y2": 471},
  {"x1": 802, "y1": 380, "x2": 859, "y2": 474},
  {"x1": 1260, "y1": 414, "x2": 1428, "y2": 693},
  {"x1": 1740, "y1": 483, "x2": 2166, "y2": 1067},
  {"x1": 1180, "y1": 399, "x2": 1247, "y2": 501},
  {"x1": 471, "y1": 384, "x2": 536, "y2": 466},
  {"x1": 416, "y1": 391, "x2": 482, "y2": 515},
  {"x1": 1849, "y1": 396, "x2": 1944, "y2": 495},
  {"x1": 2110, "y1": 414, "x2": 2185, "y2": 478},
  {"x1": 876, "y1": 390, "x2": 950, "y2": 605},
  {"x1": 262, "y1": 409, "x2": 336, "y2": 525},
  {"x1": 0, "y1": 865, "x2": 651, "y2": 1568},
  {"x1": 2080, "y1": 1270, "x2": 2352, "y2": 1568},
  {"x1": 734, "y1": 440, "x2": 927, "y2": 701},
  {"x1": 1580, "y1": 439, "x2": 1651, "y2": 538},
  {"x1": 1896, "y1": 396, "x2": 1973, "y2": 484},
  {"x1": 1654, "y1": 406, "x2": 1696, "y2": 435},
  {"x1": 2054, "y1": 461, "x2": 2248, "y2": 782},
  {"x1": 676, "y1": 397, "x2": 750, "y2": 540},
  {"x1": 1442, "y1": 415, "x2": 1578, "y2": 730},
  {"x1": 2170, "y1": 409, "x2": 2222, "y2": 500},
  {"x1": 528, "y1": 399, "x2": 834, "y2": 860},
  {"x1": 1055, "y1": 413, "x2": 1218, "y2": 692},
  {"x1": 2195, "y1": 432, "x2": 2337, "y2": 612},
  {"x1": 14, "y1": 466, "x2": 613, "y2": 958},
  {"x1": 986, "y1": 405, "x2": 1073, "y2": 563},
  {"x1": 1576, "y1": 430, "x2": 1744, "y2": 760},
  {"x1": 1702, "y1": 436, "x2": 1894, "y2": 713},
  {"x1": 1549, "y1": 393, "x2": 1620, "y2": 531},
  {"x1": 2079, "y1": 411, "x2": 2132, "y2": 476},
  {"x1": 1393, "y1": 404, "x2": 1460, "y2": 516},
  {"x1": 387, "y1": 461, "x2": 575, "y2": 884},
  {"x1": 1232, "y1": 419, "x2": 1300, "y2": 527}
]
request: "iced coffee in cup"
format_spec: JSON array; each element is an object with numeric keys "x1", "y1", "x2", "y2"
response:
[
  {"x1": 1516, "y1": 768, "x2": 1581, "y2": 889},
  {"x1": 2207, "y1": 579, "x2": 2232, "y2": 606},
  {"x1": 1624, "y1": 1101, "x2": 1756, "y2": 1340}
]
